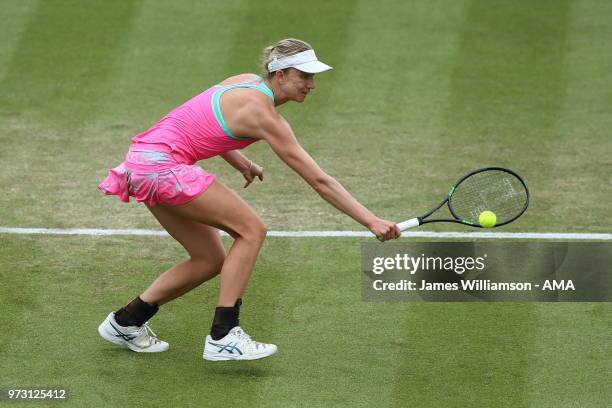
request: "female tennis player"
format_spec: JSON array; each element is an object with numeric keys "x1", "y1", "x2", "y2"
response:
[{"x1": 97, "y1": 38, "x2": 400, "y2": 361}]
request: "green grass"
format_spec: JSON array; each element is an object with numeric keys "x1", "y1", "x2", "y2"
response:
[
  {"x1": 1, "y1": 0, "x2": 611, "y2": 407},
  {"x1": 1, "y1": 0, "x2": 610, "y2": 231},
  {"x1": 1, "y1": 235, "x2": 610, "y2": 408}
]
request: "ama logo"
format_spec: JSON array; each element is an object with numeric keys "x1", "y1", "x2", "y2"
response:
[{"x1": 542, "y1": 280, "x2": 575, "y2": 290}]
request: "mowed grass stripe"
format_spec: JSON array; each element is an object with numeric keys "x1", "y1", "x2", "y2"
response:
[
  {"x1": 549, "y1": 0, "x2": 612, "y2": 232},
  {"x1": 0, "y1": 0, "x2": 37, "y2": 82},
  {"x1": 96, "y1": 0, "x2": 253, "y2": 125},
  {"x1": 0, "y1": 1, "x2": 144, "y2": 351},
  {"x1": 524, "y1": 2, "x2": 612, "y2": 406},
  {"x1": 0, "y1": 0, "x2": 144, "y2": 228},
  {"x1": 393, "y1": 2, "x2": 573, "y2": 407},
  {"x1": 331, "y1": 2, "x2": 469, "y2": 407},
  {"x1": 442, "y1": 0, "x2": 573, "y2": 233},
  {"x1": 1, "y1": 0, "x2": 143, "y2": 123},
  {"x1": 523, "y1": 305, "x2": 611, "y2": 407}
]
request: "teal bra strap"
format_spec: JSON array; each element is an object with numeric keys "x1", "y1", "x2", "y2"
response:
[{"x1": 212, "y1": 76, "x2": 275, "y2": 141}]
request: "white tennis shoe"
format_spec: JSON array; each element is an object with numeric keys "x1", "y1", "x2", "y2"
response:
[
  {"x1": 98, "y1": 312, "x2": 169, "y2": 353},
  {"x1": 203, "y1": 327, "x2": 277, "y2": 361}
]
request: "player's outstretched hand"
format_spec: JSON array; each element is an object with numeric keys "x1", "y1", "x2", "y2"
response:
[{"x1": 369, "y1": 218, "x2": 401, "y2": 242}]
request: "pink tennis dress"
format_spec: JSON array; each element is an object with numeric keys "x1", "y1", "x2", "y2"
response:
[{"x1": 98, "y1": 76, "x2": 274, "y2": 206}]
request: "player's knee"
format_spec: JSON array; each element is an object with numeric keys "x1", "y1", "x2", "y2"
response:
[
  {"x1": 190, "y1": 254, "x2": 224, "y2": 279},
  {"x1": 240, "y1": 217, "x2": 267, "y2": 243},
  {"x1": 208, "y1": 253, "x2": 226, "y2": 274},
  {"x1": 250, "y1": 218, "x2": 268, "y2": 242}
]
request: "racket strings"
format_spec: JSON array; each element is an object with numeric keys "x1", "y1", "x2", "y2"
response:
[{"x1": 450, "y1": 170, "x2": 527, "y2": 223}]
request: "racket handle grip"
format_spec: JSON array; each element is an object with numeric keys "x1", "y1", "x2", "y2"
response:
[{"x1": 397, "y1": 218, "x2": 421, "y2": 231}]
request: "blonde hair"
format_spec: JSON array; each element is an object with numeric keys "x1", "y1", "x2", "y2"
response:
[{"x1": 261, "y1": 38, "x2": 313, "y2": 78}]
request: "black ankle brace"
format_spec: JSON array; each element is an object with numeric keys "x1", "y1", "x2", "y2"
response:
[
  {"x1": 210, "y1": 298, "x2": 242, "y2": 340},
  {"x1": 114, "y1": 296, "x2": 159, "y2": 327}
]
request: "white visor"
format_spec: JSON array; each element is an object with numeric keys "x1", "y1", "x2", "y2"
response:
[{"x1": 267, "y1": 49, "x2": 332, "y2": 74}]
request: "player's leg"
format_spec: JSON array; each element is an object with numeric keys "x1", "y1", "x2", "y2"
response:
[
  {"x1": 100, "y1": 179, "x2": 275, "y2": 359},
  {"x1": 140, "y1": 205, "x2": 226, "y2": 306},
  {"x1": 156, "y1": 180, "x2": 268, "y2": 308},
  {"x1": 154, "y1": 180, "x2": 276, "y2": 360},
  {"x1": 99, "y1": 199, "x2": 227, "y2": 353}
]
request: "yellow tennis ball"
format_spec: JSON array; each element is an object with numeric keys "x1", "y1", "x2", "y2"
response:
[{"x1": 479, "y1": 210, "x2": 497, "y2": 228}]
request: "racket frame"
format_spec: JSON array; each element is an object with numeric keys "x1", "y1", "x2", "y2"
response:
[{"x1": 398, "y1": 166, "x2": 529, "y2": 231}]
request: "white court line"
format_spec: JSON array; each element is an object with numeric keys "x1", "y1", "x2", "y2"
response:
[{"x1": 0, "y1": 227, "x2": 611, "y2": 240}]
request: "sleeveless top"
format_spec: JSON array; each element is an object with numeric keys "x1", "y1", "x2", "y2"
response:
[{"x1": 131, "y1": 75, "x2": 274, "y2": 164}]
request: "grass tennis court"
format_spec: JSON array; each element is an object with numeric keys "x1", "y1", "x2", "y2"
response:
[
  {"x1": 2, "y1": 235, "x2": 610, "y2": 407},
  {"x1": 1, "y1": 0, "x2": 610, "y2": 407}
]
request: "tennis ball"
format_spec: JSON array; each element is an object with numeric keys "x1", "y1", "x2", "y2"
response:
[{"x1": 479, "y1": 211, "x2": 497, "y2": 228}]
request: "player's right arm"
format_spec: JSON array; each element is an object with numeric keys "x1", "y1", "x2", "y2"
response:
[{"x1": 242, "y1": 101, "x2": 399, "y2": 241}]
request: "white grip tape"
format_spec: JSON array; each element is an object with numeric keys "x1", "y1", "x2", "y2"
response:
[{"x1": 397, "y1": 218, "x2": 420, "y2": 231}]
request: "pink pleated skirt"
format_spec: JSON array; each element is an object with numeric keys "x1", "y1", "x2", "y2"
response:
[{"x1": 98, "y1": 146, "x2": 216, "y2": 206}]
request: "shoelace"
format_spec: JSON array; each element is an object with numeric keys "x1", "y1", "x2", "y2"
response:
[
  {"x1": 136, "y1": 323, "x2": 162, "y2": 345},
  {"x1": 234, "y1": 329, "x2": 264, "y2": 349}
]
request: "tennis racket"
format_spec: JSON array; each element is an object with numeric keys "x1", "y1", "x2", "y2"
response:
[{"x1": 397, "y1": 167, "x2": 529, "y2": 231}]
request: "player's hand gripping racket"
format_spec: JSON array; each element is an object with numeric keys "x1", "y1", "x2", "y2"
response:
[{"x1": 397, "y1": 167, "x2": 529, "y2": 232}]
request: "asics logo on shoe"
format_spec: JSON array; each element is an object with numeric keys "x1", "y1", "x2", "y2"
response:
[
  {"x1": 109, "y1": 321, "x2": 136, "y2": 341},
  {"x1": 208, "y1": 341, "x2": 243, "y2": 355}
]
